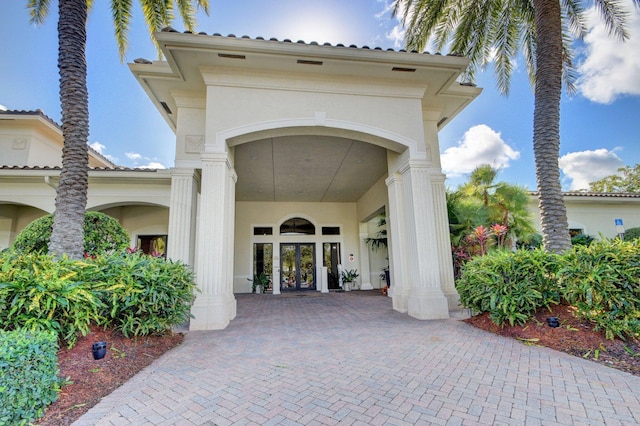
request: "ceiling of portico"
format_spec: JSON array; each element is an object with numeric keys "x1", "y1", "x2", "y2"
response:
[{"x1": 234, "y1": 135, "x2": 387, "y2": 202}]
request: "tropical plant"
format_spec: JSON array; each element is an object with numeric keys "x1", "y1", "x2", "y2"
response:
[
  {"x1": 27, "y1": 0, "x2": 209, "y2": 259},
  {"x1": 590, "y1": 164, "x2": 640, "y2": 193},
  {"x1": 393, "y1": 0, "x2": 639, "y2": 253},
  {"x1": 248, "y1": 272, "x2": 271, "y2": 293},
  {"x1": 571, "y1": 233, "x2": 595, "y2": 246},
  {"x1": 12, "y1": 211, "x2": 129, "y2": 256},
  {"x1": 341, "y1": 269, "x2": 360, "y2": 283},
  {"x1": 0, "y1": 329, "x2": 62, "y2": 425},
  {"x1": 90, "y1": 251, "x2": 197, "y2": 338},
  {"x1": 0, "y1": 252, "x2": 105, "y2": 347},
  {"x1": 364, "y1": 216, "x2": 388, "y2": 251},
  {"x1": 623, "y1": 227, "x2": 640, "y2": 241},
  {"x1": 456, "y1": 248, "x2": 562, "y2": 326},
  {"x1": 558, "y1": 238, "x2": 640, "y2": 339}
]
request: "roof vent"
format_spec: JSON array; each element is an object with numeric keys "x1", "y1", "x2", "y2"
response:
[
  {"x1": 160, "y1": 102, "x2": 172, "y2": 115},
  {"x1": 392, "y1": 67, "x2": 416, "y2": 72},
  {"x1": 297, "y1": 59, "x2": 323, "y2": 66},
  {"x1": 217, "y1": 53, "x2": 246, "y2": 60}
]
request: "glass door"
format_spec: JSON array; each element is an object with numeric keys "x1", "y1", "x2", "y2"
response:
[
  {"x1": 323, "y1": 242, "x2": 341, "y2": 290},
  {"x1": 280, "y1": 243, "x2": 315, "y2": 291}
]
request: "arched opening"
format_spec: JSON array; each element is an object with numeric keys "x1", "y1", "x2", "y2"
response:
[{"x1": 280, "y1": 217, "x2": 315, "y2": 236}]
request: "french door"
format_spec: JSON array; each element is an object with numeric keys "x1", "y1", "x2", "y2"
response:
[{"x1": 280, "y1": 243, "x2": 315, "y2": 291}]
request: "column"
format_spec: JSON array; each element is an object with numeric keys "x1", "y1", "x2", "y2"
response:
[
  {"x1": 402, "y1": 161, "x2": 449, "y2": 320},
  {"x1": 167, "y1": 168, "x2": 198, "y2": 265},
  {"x1": 385, "y1": 173, "x2": 409, "y2": 312},
  {"x1": 431, "y1": 172, "x2": 460, "y2": 310},
  {"x1": 359, "y1": 222, "x2": 373, "y2": 290},
  {"x1": 190, "y1": 152, "x2": 237, "y2": 330}
]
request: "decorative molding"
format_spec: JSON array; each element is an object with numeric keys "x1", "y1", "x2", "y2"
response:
[
  {"x1": 185, "y1": 135, "x2": 205, "y2": 153},
  {"x1": 12, "y1": 138, "x2": 27, "y2": 150}
]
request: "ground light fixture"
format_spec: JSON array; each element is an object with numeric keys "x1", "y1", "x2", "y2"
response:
[
  {"x1": 546, "y1": 317, "x2": 560, "y2": 328},
  {"x1": 92, "y1": 341, "x2": 107, "y2": 360}
]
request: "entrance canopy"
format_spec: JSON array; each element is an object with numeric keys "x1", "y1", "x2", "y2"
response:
[{"x1": 129, "y1": 30, "x2": 481, "y2": 330}]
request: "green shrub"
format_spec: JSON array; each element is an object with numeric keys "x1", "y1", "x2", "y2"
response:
[
  {"x1": 12, "y1": 211, "x2": 129, "y2": 256},
  {"x1": 571, "y1": 233, "x2": 595, "y2": 246},
  {"x1": 0, "y1": 252, "x2": 105, "y2": 347},
  {"x1": 558, "y1": 238, "x2": 640, "y2": 340},
  {"x1": 0, "y1": 329, "x2": 62, "y2": 425},
  {"x1": 623, "y1": 227, "x2": 640, "y2": 241},
  {"x1": 456, "y1": 249, "x2": 561, "y2": 326},
  {"x1": 91, "y1": 252, "x2": 197, "y2": 337}
]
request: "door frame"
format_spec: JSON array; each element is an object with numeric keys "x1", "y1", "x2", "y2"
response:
[{"x1": 280, "y1": 242, "x2": 316, "y2": 291}]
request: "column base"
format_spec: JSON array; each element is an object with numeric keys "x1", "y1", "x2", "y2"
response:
[
  {"x1": 408, "y1": 291, "x2": 450, "y2": 320},
  {"x1": 189, "y1": 294, "x2": 237, "y2": 330},
  {"x1": 392, "y1": 291, "x2": 408, "y2": 313},
  {"x1": 443, "y1": 289, "x2": 461, "y2": 311}
]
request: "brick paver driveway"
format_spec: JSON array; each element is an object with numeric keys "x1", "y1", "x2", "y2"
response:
[{"x1": 75, "y1": 291, "x2": 640, "y2": 425}]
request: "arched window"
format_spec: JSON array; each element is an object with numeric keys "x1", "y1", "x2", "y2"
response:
[{"x1": 280, "y1": 217, "x2": 315, "y2": 236}]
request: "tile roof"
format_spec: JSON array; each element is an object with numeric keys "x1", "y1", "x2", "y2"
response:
[
  {"x1": 0, "y1": 165, "x2": 161, "y2": 172},
  {"x1": 529, "y1": 191, "x2": 640, "y2": 198},
  {"x1": 155, "y1": 28, "x2": 473, "y2": 79},
  {"x1": 0, "y1": 109, "x2": 60, "y2": 128}
]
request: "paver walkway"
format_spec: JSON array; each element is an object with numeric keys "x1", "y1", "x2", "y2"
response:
[{"x1": 74, "y1": 291, "x2": 640, "y2": 425}]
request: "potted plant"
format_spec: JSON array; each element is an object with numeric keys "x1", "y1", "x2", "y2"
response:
[
  {"x1": 340, "y1": 269, "x2": 359, "y2": 291},
  {"x1": 248, "y1": 272, "x2": 270, "y2": 294}
]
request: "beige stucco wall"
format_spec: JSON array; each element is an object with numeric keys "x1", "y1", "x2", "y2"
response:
[
  {"x1": 0, "y1": 204, "x2": 48, "y2": 250},
  {"x1": 528, "y1": 196, "x2": 640, "y2": 238},
  {"x1": 234, "y1": 201, "x2": 361, "y2": 293},
  {"x1": 99, "y1": 205, "x2": 169, "y2": 248}
]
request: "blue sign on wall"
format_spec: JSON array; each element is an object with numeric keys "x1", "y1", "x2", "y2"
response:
[{"x1": 615, "y1": 218, "x2": 624, "y2": 226}]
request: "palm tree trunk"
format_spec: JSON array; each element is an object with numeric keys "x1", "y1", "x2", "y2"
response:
[
  {"x1": 532, "y1": 0, "x2": 571, "y2": 252},
  {"x1": 49, "y1": 0, "x2": 89, "y2": 259}
]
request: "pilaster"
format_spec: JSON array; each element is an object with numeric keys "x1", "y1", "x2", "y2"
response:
[
  {"x1": 359, "y1": 223, "x2": 373, "y2": 290},
  {"x1": 385, "y1": 173, "x2": 409, "y2": 312},
  {"x1": 167, "y1": 168, "x2": 199, "y2": 265}
]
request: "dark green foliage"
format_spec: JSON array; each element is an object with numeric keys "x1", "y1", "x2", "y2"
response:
[
  {"x1": 0, "y1": 252, "x2": 105, "y2": 347},
  {"x1": 12, "y1": 211, "x2": 129, "y2": 256},
  {"x1": 458, "y1": 239, "x2": 640, "y2": 340},
  {"x1": 558, "y1": 239, "x2": 640, "y2": 340},
  {"x1": 571, "y1": 234, "x2": 595, "y2": 247},
  {"x1": 456, "y1": 249, "x2": 561, "y2": 326},
  {"x1": 90, "y1": 252, "x2": 197, "y2": 338},
  {"x1": 0, "y1": 329, "x2": 62, "y2": 425},
  {"x1": 516, "y1": 233, "x2": 543, "y2": 250},
  {"x1": 623, "y1": 227, "x2": 640, "y2": 241}
]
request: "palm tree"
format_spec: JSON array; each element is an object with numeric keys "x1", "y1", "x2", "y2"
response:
[
  {"x1": 393, "y1": 0, "x2": 638, "y2": 252},
  {"x1": 27, "y1": 0, "x2": 209, "y2": 259}
]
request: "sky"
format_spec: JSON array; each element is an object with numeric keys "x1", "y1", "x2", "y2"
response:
[{"x1": 1, "y1": 0, "x2": 639, "y2": 191}]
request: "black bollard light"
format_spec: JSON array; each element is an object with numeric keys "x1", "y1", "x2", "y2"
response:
[
  {"x1": 92, "y1": 341, "x2": 107, "y2": 360},
  {"x1": 546, "y1": 317, "x2": 560, "y2": 328}
]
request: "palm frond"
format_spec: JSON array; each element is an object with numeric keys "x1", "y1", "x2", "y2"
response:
[
  {"x1": 593, "y1": 0, "x2": 631, "y2": 41},
  {"x1": 111, "y1": 0, "x2": 133, "y2": 62},
  {"x1": 27, "y1": 0, "x2": 50, "y2": 25}
]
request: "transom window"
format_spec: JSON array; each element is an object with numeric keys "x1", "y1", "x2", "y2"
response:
[{"x1": 280, "y1": 217, "x2": 315, "y2": 236}]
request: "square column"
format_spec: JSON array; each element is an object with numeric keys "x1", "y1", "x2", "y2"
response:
[
  {"x1": 190, "y1": 152, "x2": 237, "y2": 330},
  {"x1": 358, "y1": 222, "x2": 374, "y2": 290},
  {"x1": 400, "y1": 161, "x2": 449, "y2": 320},
  {"x1": 430, "y1": 172, "x2": 460, "y2": 310},
  {"x1": 386, "y1": 173, "x2": 409, "y2": 312},
  {"x1": 167, "y1": 168, "x2": 199, "y2": 265}
]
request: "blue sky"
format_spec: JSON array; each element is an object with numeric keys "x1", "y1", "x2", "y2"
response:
[{"x1": 1, "y1": 0, "x2": 639, "y2": 191}]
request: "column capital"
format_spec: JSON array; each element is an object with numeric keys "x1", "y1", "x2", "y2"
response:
[{"x1": 385, "y1": 172, "x2": 403, "y2": 187}]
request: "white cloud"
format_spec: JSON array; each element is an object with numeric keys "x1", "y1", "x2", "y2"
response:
[
  {"x1": 89, "y1": 141, "x2": 105, "y2": 154},
  {"x1": 577, "y1": 5, "x2": 640, "y2": 103},
  {"x1": 138, "y1": 162, "x2": 166, "y2": 169},
  {"x1": 0, "y1": 104, "x2": 7, "y2": 111},
  {"x1": 559, "y1": 148, "x2": 624, "y2": 190},
  {"x1": 386, "y1": 24, "x2": 405, "y2": 49},
  {"x1": 441, "y1": 124, "x2": 520, "y2": 177},
  {"x1": 126, "y1": 152, "x2": 142, "y2": 160}
]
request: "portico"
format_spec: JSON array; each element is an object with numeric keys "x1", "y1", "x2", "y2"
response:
[{"x1": 129, "y1": 30, "x2": 481, "y2": 329}]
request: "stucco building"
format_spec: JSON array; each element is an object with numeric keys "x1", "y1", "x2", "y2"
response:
[{"x1": 3, "y1": 31, "x2": 637, "y2": 331}]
